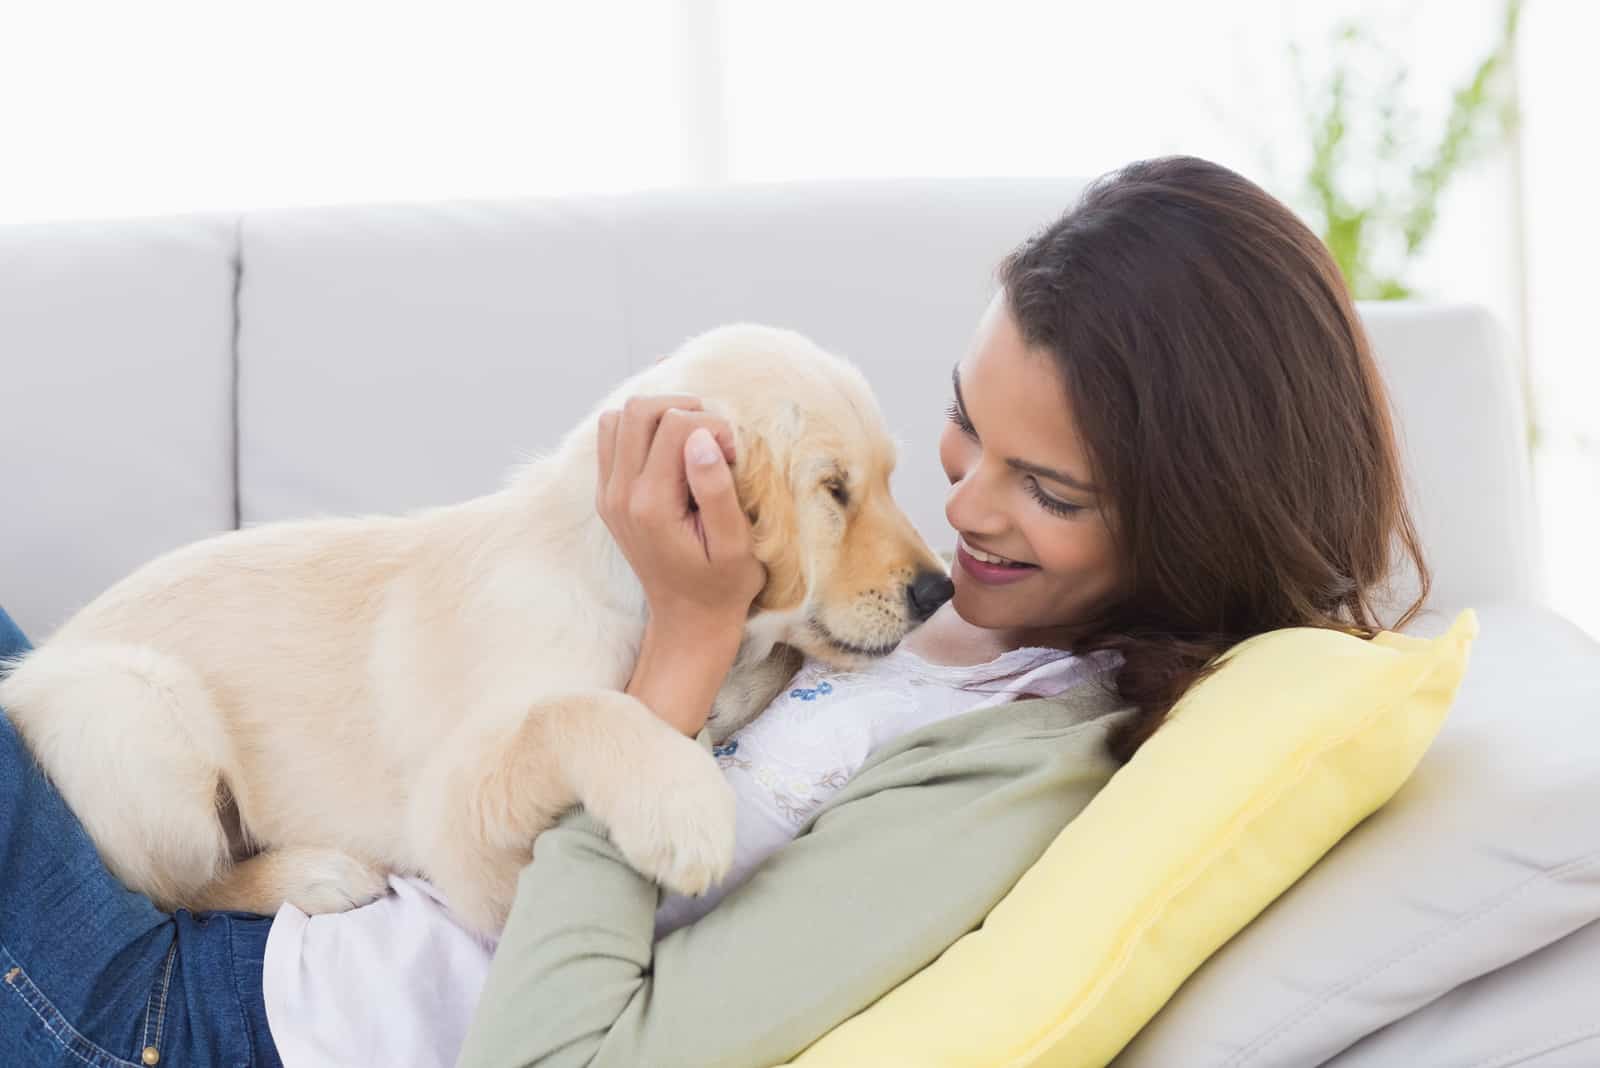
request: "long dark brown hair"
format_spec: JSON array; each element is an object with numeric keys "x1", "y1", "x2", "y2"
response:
[{"x1": 998, "y1": 156, "x2": 1429, "y2": 762}]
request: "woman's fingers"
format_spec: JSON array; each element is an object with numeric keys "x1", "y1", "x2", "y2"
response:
[
  {"x1": 598, "y1": 397, "x2": 742, "y2": 561},
  {"x1": 592, "y1": 397, "x2": 764, "y2": 632},
  {"x1": 638, "y1": 409, "x2": 736, "y2": 511},
  {"x1": 614, "y1": 394, "x2": 704, "y2": 485},
  {"x1": 683, "y1": 427, "x2": 751, "y2": 561}
]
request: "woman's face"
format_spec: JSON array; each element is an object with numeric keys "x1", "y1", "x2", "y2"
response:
[{"x1": 939, "y1": 294, "x2": 1124, "y2": 639}]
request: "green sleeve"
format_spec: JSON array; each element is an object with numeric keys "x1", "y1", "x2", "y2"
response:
[{"x1": 454, "y1": 710, "x2": 1123, "y2": 1068}]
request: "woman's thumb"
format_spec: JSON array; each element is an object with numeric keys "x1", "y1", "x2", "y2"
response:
[{"x1": 684, "y1": 427, "x2": 741, "y2": 540}]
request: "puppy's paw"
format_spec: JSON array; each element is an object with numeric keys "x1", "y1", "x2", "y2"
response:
[
  {"x1": 599, "y1": 736, "x2": 737, "y2": 898},
  {"x1": 280, "y1": 849, "x2": 391, "y2": 914}
]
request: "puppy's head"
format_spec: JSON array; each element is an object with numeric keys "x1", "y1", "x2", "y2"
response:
[{"x1": 655, "y1": 324, "x2": 952, "y2": 668}]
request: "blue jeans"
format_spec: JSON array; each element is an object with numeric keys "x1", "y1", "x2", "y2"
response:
[{"x1": 0, "y1": 606, "x2": 281, "y2": 1067}]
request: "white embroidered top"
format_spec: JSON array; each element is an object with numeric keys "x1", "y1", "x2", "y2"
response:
[
  {"x1": 262, "y1": 645, "x2": 1093, "y2": 1068},
  {"x1": 652, "y1": 644, "x2": 1091, "y2": 932}
]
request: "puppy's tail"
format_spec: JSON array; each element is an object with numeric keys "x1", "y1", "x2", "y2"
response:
[{"x1": 0, "y1": 641, "x2": 234, "y2": 909}]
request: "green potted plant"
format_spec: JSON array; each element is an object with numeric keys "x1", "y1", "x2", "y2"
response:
[{"x1": 1289, "y1": 0, "x2": 1523, "y2": 300}]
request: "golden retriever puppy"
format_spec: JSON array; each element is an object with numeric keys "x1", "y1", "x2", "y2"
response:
[{"x1": 0, "y1": 324, "x2": 952, "y2": 936}]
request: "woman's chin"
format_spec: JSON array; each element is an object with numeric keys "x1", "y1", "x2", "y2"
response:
[{"x1": 950, "y1": 583, "x2": 1019, "y2": 631}]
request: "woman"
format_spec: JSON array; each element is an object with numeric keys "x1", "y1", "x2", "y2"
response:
[{"x1": 0, "y1": 156, "x2": 1425, "y2": 1068}]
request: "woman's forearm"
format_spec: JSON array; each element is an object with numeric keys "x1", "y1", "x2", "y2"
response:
[{"x1": 624, "y1": 617, "x2": 743, "y2": 736}]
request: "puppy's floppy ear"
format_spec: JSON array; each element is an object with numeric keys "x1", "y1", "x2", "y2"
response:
[{"x1": 734, "y1": 431, "x2": 807, "y2": 613}]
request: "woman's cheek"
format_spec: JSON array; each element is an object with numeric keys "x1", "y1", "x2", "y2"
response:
[
  {"x1": 1049, "y1": 532, "x2": 1124, "y2": 607},
  {"x1": 1036, "y1": 528, "x2": 1102, "y2": 584}
]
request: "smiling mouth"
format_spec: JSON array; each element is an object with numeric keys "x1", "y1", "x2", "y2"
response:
[
  {"x1": 958, "y1": 536, "x2": 1035, "y2": 568},
  {"x1": 807, "y1": 618, "x2": 902, "y2": 658}
]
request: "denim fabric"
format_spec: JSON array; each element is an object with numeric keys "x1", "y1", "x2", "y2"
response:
[{"x1": 0, "y1": 604, "x2": 281, "y2": 1067}]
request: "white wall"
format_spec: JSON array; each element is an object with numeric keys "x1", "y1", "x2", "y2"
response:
[{"x1": 0, "y1": 2, "x2": 694, "y2": 217}]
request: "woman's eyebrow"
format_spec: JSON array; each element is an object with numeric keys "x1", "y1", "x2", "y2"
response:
[{"x1": 953, "y1": 365, "x2": 1096, "y2": 495}]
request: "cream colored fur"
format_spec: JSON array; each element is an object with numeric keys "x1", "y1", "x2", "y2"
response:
[{"x1": 0, "y1": 324, "x2": 946, "y2": 936}]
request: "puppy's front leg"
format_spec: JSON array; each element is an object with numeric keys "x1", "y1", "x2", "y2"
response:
[
  {"x1": 706, "y1": 642, "x2": 804, "y2": 744},
  {"x1": 412, "y1": 690, "x2": 736, "y2": 936}
]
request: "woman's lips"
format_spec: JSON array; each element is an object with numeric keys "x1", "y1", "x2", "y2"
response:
[{"x1": 955, "y1": 542, "x2": 1038, "y2": 586}]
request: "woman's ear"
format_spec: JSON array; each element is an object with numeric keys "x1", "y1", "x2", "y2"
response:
[{"x1": 734, "y1": 432, "x2": 807, "y2": 613}]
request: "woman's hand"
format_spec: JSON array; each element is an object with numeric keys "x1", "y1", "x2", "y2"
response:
[
  {"x1": 597, "y1": 395, "x2": 766, "y2": 734},
  {"x1": 597, "y1": 395, "x2": 765, "y2": 632}
]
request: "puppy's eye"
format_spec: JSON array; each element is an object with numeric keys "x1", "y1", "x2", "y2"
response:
[{"x1": 825, "y1": 479, "x2": 850, "y2": 507}]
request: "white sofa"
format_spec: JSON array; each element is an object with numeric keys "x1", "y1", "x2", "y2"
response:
[{"x1": 3, "y1": 180, "x2": 1597, "y2": 1065}]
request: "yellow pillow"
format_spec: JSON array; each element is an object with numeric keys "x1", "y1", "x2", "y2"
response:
[{"x1": 783, "y1": 610, "x2": 1478, "y2": 1068}]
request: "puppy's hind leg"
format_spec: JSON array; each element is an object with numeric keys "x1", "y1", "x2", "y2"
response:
[
  {"x1": 0, "y1": 642, "x2": 234, "y2": 912},
  {"x1": 191, "y1": 847, "x2": 389, "y2": 916}
]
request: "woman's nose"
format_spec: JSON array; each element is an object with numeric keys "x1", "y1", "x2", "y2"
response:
[{"x1": 944, "y1": 463, "x2": 1007, "y2": 537}]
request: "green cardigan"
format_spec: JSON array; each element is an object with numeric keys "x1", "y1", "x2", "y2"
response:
[{"x1": 456, "y1": 679, "x2": 1133, "y2": 1068}]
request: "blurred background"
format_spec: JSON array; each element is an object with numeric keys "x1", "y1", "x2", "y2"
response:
[{"x1": 1, "y1": 0, "x2": 1593, "y2": 636}]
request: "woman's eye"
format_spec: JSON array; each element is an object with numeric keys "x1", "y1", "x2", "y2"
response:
[
  {"x1": 1026, "y1": 477, "x2": 1084, "y2": 517},
  {"x1": 945, "y1": 400, "x2": 976, "y2": 436}
]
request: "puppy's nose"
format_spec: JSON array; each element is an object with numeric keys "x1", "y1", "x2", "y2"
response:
[{"x1": 906, "y1": 570, "x2": 955, "y2": 622}]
